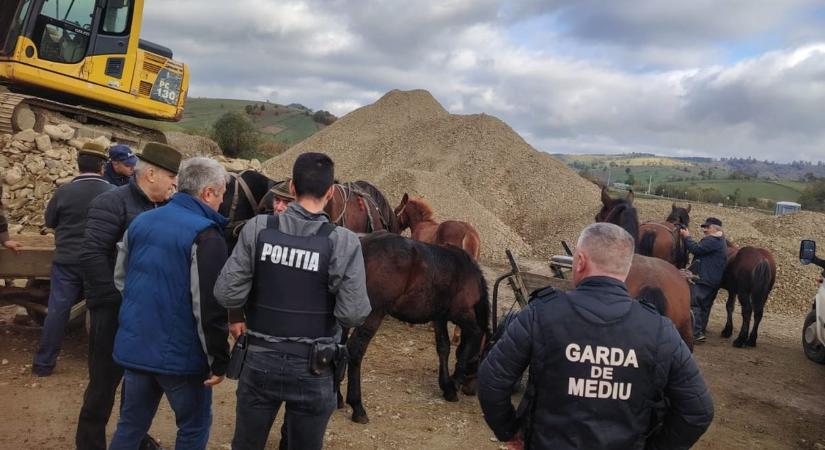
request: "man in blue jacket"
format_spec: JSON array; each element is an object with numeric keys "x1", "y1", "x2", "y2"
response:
[
  {"x1": 680, "y1": 217, "x2": 728, "y2": 342},
  {"x1": 479, "y1": 223, "x2": 713, "y2": 450},
  {"x1": 108, "y1": 157, "x2": 230, "y2": 449}
]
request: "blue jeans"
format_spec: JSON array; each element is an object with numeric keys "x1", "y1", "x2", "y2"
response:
[
  {"x1": 232, "y1": 350, "x2": 336, "y2": 450},
  {"x1": 33, "y1": 263, "x2": 83, "y2": 375},
  {"x1": 109, "y1": 369, "x2": 213, "y2": 450}
]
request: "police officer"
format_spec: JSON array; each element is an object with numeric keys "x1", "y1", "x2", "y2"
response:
[
  {"x1": 679, "y1": 217, "x2": 727, "y2": 342},
  {"x1": 214, "y1": 152, "x2": 371, "y2": 450},
  {"x1": 478, "y1": 223, "x2": 714, "y2": 449}
]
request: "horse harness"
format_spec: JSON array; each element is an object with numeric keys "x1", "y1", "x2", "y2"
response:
[
  {"x1": 331, "y1": 183, "x2": 390, "y2": 232},
  {"x1": 226, "y1": 171, "x2": 270, "y2": 237}
]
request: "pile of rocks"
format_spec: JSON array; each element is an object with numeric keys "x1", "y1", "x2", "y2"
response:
[{"x1": 1, "y1": 126, "x2": 258, "y2": 232}]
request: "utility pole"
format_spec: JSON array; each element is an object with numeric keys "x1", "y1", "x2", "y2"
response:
[
  {"x1": 647, "y1": 175, "x2": 652, "y2": 194},
  {"x1": 607, "y1": 170, "x2": 612, "y2": 187}
]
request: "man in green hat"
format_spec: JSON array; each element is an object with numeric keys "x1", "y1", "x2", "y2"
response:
[
  {"x1": 76, "y1": 142, "x2": 182, "y2": 450},
  {"x1": 33, "y1": 142, "x2": 114, "y2": 377}
]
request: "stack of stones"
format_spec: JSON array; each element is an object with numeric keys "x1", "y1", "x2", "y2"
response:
[{"x1": 1, "y1": 126, "x2": 261, "y2": 233}]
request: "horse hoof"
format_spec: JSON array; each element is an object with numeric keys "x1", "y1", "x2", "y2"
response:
[
  {"x1": 720, "y1": 329, "x2": 732, "y2": 338},
  {"x1": 745, "y1": 340, "x2": 757, "y2": 347},
  {"x1": 732, "y1": 339, "x2": 745, "y2": 348},
  {"x1": 444, "y1": 391, "x2": 459, "y2": 402},
  {"x1": 461, "y1": 381, "x2": 478, "y2": 396},
  {"x1": 351, "y1": 413, "x2": 370, "y2": 424},
  {"x1": 337, "y1": 399, "x2": 346, "y2": 409}
]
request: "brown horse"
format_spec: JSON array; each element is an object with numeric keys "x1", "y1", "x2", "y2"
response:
[
  {"x1": 220, "y1": 170, "x2": 277, "y2": 249},
  {"x1": 595, "y1": 188, "x2": 694, "y2": 350},
  {"x1": 394, "y1": 193, "x2": 481, "y2": 260},
  {"x1": 342, "y1": 232, "x2": 490, "y2": 424},
  {"x1": 720, "y1": 242, "x2": 776, "y2": 347},
  {"x1": 638, "y1": 204, "x2": 691, "y2": 268},
  {"x1": 325, "y1": 181, "x2": 399, "y2": 234}
]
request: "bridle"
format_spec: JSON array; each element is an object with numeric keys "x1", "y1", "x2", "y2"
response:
[{"x1": 225, "y1": 171, "x2": 269, "y2": 236}]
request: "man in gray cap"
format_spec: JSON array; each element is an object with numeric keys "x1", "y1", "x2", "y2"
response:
[
  {"x1": 76, "y1": 142, "x2": 182, "y2": 450},
  {"x1": 680, "y1": 217, "x2": 727, "y2": 342},
  {"x1": 33, "y1": 142, "x2": 113, "y2": 377}
]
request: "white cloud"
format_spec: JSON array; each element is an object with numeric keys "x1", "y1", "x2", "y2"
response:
[{"x1": 138, "y1": 0, "x2": 825, "y2": 162}]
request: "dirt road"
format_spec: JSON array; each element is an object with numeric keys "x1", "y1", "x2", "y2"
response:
[{"x1": 1, "y1": 268, "x2": 824, "y2": 449}]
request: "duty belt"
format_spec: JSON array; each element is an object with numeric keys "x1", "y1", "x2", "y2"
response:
[{"x1": 248, "y1": 336, "x2": 312, "y2": 358}]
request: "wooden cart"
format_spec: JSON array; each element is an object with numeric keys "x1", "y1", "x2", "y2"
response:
[{"x1": 0, "y1": 234, "x2": 86, "y2": 327}]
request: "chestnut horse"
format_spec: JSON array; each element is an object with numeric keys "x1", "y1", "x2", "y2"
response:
[
  {"x1": 342, "y1": 232, "x2": 490, "y2": 424},
  {"x1": 638, "y1": 204, "x2": 691, "y2": 269},
  {"x1": 394, "y1": 194, "x2": 481, "y2": 260},
  {"x1": 720, "y1": 242, "x2": 776, "y2": 347},
  {"x1": 325, "y1": 181, "x2": 399, "y2": 234},
  {"x1": 595, "y1": 188, "x2": 694, "y2": 350}
]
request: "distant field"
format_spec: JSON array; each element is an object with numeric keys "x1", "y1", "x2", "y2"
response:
[
  {"x1": 610, "y1": 157, "x2": 692, "y2": 167},
  {"x1": 665, "y1": 180, "x2": 804, "y2": 202}
]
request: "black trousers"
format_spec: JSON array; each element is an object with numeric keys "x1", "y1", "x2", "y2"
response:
[
  {"x1": 76, "y1": 303, "x2": 123, "y2": 450},
  {"x1": 690, "y1": 283, "x2": 719, "y2": 335}
]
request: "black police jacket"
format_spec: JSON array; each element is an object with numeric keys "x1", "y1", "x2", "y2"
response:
[
  {"x1": 478, "y1": 277, "x2": 714, "y2": 450},
  {"x1": 80, "y1": 179, "x2": 166, "y2": 307}
]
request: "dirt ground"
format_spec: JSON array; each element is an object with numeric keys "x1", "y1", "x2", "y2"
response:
[{"x1": 1, "y1": 264, "x2": 824, "y2": 450}]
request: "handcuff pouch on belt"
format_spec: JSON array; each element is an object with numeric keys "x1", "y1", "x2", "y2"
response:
[
  {"x1": 226, "y1": 334, "x2": 248, "y2": 380},
  {"x1": 310, "y1": 342, "x2": 348, "y2": 384}
]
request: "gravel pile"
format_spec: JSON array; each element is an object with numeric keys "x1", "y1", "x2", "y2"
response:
[{"x1": 263, "y1": 89, "x2": 599, "y2": 261}]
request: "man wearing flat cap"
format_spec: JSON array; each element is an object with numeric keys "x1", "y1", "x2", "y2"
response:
[
  {"x1": 76, "y1": 142, "x2": 182, "y2": 450},
  {"x1": 104, "y1": 144, "x2": 138, "y2": 187},
  {"x1": 680, "y1": 217, "x2": 727, "y2": 342},
  {"x1": 33, "y1": 142, "x2": 114, "y2": 377}
]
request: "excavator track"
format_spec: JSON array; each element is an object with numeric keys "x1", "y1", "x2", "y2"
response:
[{"x1": 0, "y1": 92, "x2": 166, "y2": 148}]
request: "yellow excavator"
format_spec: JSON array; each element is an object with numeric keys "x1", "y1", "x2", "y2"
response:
[{"x1": 0, "y1": 0, "x2": 189, "y2": 147}]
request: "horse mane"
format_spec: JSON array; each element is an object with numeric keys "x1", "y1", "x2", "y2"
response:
[
  {"x1": 605, "y1": 202, "x2": 640, "y2": 244},
  {"x1": 408, "y1": 197, "x2": 435, "y2": 222},
  {"x1": 351, "y1": 180, "x2": 400, "y2": 233}
]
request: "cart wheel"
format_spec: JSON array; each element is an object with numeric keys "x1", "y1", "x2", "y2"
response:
[{"x1": 803, "y1": 309, "x2": 825, "y2": 364}]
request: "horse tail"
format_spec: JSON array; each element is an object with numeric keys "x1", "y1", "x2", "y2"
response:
[
  {"x1": 638, "y1": 231, "x2": 656, "y2": 256},
  {"x1": 637, "y1": 286, "x2": 668, "y2": 317},
  {"x1": 751, "y1": 260, "x2": 774, "y2": 308},
  {"x1": 474, "y1": 272, "x2": 492, "y2": 343}
]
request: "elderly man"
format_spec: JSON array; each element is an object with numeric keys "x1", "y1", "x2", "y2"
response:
[
  {"x1": 76, "y1": 142, "x2": 181, "y2": 450},
  {"x1": 479, "y1": 222, "x2": 714, "y2": 450},
  {"x1": 109, "y1": 157, "x2": 230, "y2": 450},
  {"x1": 33, "y1": 143, "x2": 113, "y2": 377},
  {"x1": 679, "y1": 217, "x2": 727, "y2": 342},
  {"x1": 103, "y1": 144, "x2": 138, "y2": 186}
]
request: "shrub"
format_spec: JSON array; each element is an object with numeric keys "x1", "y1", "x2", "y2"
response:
[{"x1": 211, "y1": 111, "x2": 259, "y2": 157}]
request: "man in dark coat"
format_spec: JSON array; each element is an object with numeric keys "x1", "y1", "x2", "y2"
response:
[
  {"x1": 75, "y1": 142, "x2": 182, "y2": 450},
  {"x1": 479, "y1": 223, "x2": 714, "y2": 450},
  {"x1": 32, "y1": 143, "x2": 113, "y2": 376},
  {"x1": 109, "y1": 157, "x2": 230, "y2": 449},
  {"x1": 103, "y1": 144, "x2": 138, "y2": 186},
  {"x1": 680, "y1": 217, "x2": 728, "y2": 342}
]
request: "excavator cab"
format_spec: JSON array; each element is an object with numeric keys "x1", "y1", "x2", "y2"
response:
[{"x1": 0, "y1": 0, "x2": 188, "y2": 133}]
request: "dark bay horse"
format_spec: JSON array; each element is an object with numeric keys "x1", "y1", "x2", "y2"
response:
[
  {"x1": 325, "y1": 181, "x2": 398, "y2": 234},
  {"x1": 394, "y1": 194, "x2": 481, "y2": 260},
  {"x1": 220, "y1": 170, "x2": 276, "y2": 249},
  {"x1": 638, "y1": 204, "x2": 691, "y2": 268},
  {"x1": 343, "y1": 232, "x2": 490, "y2": 424},
  {"x1": 720, "y1": 243, "x2": 776, "y2": 347},
  {"x1": 595, "y1": 188, "x2": 694, "y2": 350}
]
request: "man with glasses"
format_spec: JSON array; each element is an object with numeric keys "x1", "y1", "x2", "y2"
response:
[{"x1": 679, "y1": 217, "x2": 727, "y2": 342}]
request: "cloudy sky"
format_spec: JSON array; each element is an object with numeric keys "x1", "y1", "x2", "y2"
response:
[{"x1": 141, "y1": 1, "x2": 825, "y2": 162}]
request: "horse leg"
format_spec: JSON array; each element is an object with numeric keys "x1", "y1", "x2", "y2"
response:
[
  {"x1": 732, "y1": 289, "x2": 752, "y2": 348},
  {"x1": 434, "y1": 319, "x2": 458, "y2": 402},
  {"x1": 721, "y1": 290, "x2": 735, "y2": 338},
  {"x1": 336, "y1": 327, "x2": 350, "y2": 409},
  {"x1": 746, "y1": 296, "x2": 765, "y2": 347},
  {"x1": 346, "y1": 312, "x2": 385, "y2": 424},
  {"x1": 452, "y1": 319, "x2": 482, "y2": 396}
]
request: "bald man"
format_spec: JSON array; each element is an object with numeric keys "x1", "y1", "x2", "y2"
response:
[{"x1": 478, "y1": 223, "x2": 714, "y2": 450}]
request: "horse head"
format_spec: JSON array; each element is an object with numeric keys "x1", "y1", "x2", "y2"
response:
[
  {"x1": 595, "y1": 188, "x2": 639, "y2": 242},
  {"x1": 667, "y1": 203, "x2": 691, "y2": 227}
]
